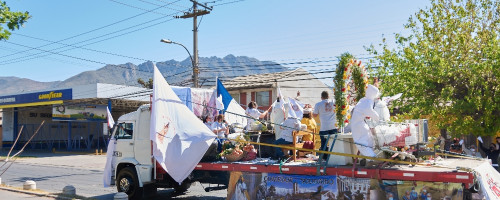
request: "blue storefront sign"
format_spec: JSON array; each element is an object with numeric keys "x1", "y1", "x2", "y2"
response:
[{"x1": 0, "y1": 89, "x2": 72, "y2": 107}]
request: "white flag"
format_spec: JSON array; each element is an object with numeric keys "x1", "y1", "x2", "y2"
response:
[
  {"x1": 288, "y1": 97, "x2": 304, "y2": 120},
  {"x1": 103, "y1": 106, "x2": 116, "y2": 187},
  {"x1": 150, "y1": 65, "x2": 216, "y2": 184},
  {"x1": 102, "y1": 107, "x2": 116, "y2": 187},
  {"x1": 216, "y1": 95, "x2": 224, "y2": 111},
  {"x1": 106, "y1": 106, "x2": 115, "y2": 128},
  {"x1": 103, "y1": 137, "x2": 116, "y2": 187}
]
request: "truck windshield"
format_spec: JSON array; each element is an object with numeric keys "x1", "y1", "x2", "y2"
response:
[{"x1": 116, "y1": 123, "x2": 133, "y2": 139}]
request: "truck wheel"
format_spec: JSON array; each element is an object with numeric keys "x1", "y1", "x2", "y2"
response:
[{"x1": 117, "y1": 167, "x2": 143, "y2": 200}]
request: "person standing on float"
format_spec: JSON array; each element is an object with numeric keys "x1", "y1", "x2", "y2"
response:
[{"x1": 350, "y1": 84, "x2": 380, "y2": 158}]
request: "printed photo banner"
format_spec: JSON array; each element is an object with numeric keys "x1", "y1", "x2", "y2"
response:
[
  {"x1": 227, "y1": 172, "x2": 371, "y2": 200},
  {"x1": 371, "y1": 180, "x2": 463, "y2": 200},
  {"x1": 52, "y1": 104, "x2": 107, "y2": 122},
  {"x1": 191, "y1": 88, "x2": 216, "y2": 118},
  {"x1": 228, "y1": 171, "x2": 465, "y2": 200}
]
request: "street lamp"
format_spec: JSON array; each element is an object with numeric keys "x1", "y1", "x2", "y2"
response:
[{"x1": 160, "y1": 39, "x2": 199, "y2": 87}]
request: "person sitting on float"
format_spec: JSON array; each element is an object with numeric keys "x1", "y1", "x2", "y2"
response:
[
  {"x1": 203, "y1": 115, "x2": 214, "y2": 129},
  {"x1": 300, "y1": 105, "x2": 320, "y2": 151},
  {"x1": 212, "y1": 114, "x2": 229, "y2": 152}
]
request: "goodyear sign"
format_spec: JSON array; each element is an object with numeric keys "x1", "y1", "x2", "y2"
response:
[{"x1": 0, "y1": 89, "x2": 72, "y2": 108}]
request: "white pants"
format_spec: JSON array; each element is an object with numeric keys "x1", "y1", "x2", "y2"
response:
[{"x1": 352, "y1": 122, "x2": 377, "y2": 157}]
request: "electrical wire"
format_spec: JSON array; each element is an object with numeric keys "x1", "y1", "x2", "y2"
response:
[
  {"x1": 1, "y1": 0, "x2": 185, "y2": 60},
  {"x1": 12, "y1": 33, "x2": 153, "y2": 62}
]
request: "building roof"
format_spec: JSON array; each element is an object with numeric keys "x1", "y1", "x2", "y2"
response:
[{"x1": 223, "y1": 68, "x2": 307, "y2": 90}]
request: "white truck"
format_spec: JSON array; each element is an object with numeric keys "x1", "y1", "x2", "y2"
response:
[{"x1": 109, "y1": 104, "x2": 226, "y2": 199}]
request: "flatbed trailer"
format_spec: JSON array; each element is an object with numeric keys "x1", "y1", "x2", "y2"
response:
[
  {"x1": 195, "y1": 161, "x2": 474, "y2": 187},
  {"x1": 192, "y1": 157, "x2": 485, "y2": 199}
]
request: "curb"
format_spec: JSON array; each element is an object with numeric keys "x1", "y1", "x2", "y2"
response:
[
  {"x1": 0, "y1": 185, "x2": 68, "y2": 199},
  {"x1": 53, "y1": 150, "x2": 106, "y2": 155}
]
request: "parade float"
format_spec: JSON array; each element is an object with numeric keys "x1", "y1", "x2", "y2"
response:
[{"x1": 105, "y1": 64, "x2": 498, "y2": 200}]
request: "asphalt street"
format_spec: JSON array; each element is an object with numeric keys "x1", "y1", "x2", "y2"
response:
[{"x1": 0, "y1": 151, "x2": 226, "y2": 199}]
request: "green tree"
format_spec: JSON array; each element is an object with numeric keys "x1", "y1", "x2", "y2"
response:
[
  {"x1": 137, "y1": 78, "x2": 153, "y2": 89},
  {"x1": 367, "y1": 0, "x2": 500, "y2": 136},
  {"x1": 0, "y1": 1, "x2": 30, "y2": 40}
]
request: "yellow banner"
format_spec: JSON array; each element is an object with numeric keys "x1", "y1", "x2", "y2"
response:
[{"x1": 0, "y1": 100, "x2": 63, "y2": 109}]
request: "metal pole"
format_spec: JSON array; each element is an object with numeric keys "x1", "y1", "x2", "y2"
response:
[{"x1": 193, "y1": 1, "x2": 199, "y2": 88}]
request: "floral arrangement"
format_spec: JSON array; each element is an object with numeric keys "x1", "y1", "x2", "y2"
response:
[
  {"x1": 333, "y1": 53, "x2": 369, "y2": 128},
  {"x1": 218, "y1": 141, "x2": 244, "y2": 162},
  {"x1": 218, "y1": 138, "x2": 257, "y2": 162}
]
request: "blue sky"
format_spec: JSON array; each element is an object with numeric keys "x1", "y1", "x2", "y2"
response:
[{"x1": 0, "y1": 0, "x2": 430, "y2": 84}]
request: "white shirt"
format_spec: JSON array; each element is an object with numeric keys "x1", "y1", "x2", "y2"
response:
[
  {"x1": 245, "y1": 108, "x2": 262, "y2": 129},
  {"x1": 211, "y1": 121, "x2": 227, "y2": 139},
  {"x1": 279, "y1": 118, "x2": 301, "y2": 142},
  {"x1": 313, "y1": 99, "x2": 337, "y2": 131}
]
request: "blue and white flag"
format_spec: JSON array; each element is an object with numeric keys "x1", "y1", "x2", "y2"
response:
[
  {"x1": 216, "y1": 78, "x2": 247, "y2": 127},
  {"x1": 151, "y1": 65, "x2": 216, "y2": 184}
]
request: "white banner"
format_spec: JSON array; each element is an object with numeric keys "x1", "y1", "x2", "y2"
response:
[
  {"x1": 102, "y1": 137, "x2": 116, "y2": 187},
  {"x1": 474, "y1": 162, "x2": 500, "y2": 199},
  {"x1": 150, "y1": 65, "x2": 216, "y2": 184}
]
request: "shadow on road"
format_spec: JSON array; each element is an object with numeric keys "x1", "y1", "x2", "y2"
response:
[{"x1": 87, "y1": 189, "x2": 225, "y2": 200}]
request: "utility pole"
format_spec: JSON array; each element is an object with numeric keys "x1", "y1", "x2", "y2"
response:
[{"x1": 176, "y1": 0, "x2": 212, "y2": 88}]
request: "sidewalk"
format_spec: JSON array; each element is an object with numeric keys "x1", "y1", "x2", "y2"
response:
[
  {"x1": 0, "y1": 186, "x2": 55, "y2": 200},
  {"x1": 0, "y1": 149, "x2": 106, "y2": 170},
  {"x1": 0, "y1": 149, "x2": 115, "y2": 199}
]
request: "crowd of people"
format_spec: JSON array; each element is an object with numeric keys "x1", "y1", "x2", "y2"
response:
[
  {"x1": 436, "y1": 135, "x2": 500, "y2": 172},
  {"x1": 199, "y1": 84, "x2": 383, "y2": 164},
  {"x1": 201, "y1": 84, "x2": 500, "y2": 171}
]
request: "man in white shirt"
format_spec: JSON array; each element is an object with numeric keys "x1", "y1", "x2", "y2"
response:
[
  {"x1": 273, "y1": 116, "x2": 301, "y2": 160},
  {"x1": 313, "y1": 91, "x2": 337, "y2": 150},
  {"x1": 245, "y1": 101, "x2": 270, "y2": 131}
]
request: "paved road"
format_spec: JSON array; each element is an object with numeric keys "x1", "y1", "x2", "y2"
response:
[{"x1": 0, "y1": 152, "x2": 226, "y2": 199}]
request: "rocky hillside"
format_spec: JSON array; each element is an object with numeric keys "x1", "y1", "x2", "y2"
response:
[{"x1": 0, "y1": 55, "x2": 288, "y2": 95}]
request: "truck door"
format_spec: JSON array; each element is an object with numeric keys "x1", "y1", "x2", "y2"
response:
[
  {"x1": 114, "y1": 121, "x2": 135, "y2": 161},
  {"x1": 133, "y1": 112, "x2": 151, "y2": 165}
]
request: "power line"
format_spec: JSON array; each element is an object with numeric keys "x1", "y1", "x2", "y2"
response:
[
  {"x1": 212, "y1": 0, "x2": 245, "y2": 6},
  {"x1": 110, "y1": 0, "x2": 184, "y2": 14},
  {"x1": 1, "y1": 0, "x2": 184, "y2": 60},
  {"x1": 0, "y1": 16, "x2": 181, "y2": 65},
  {"x1": 3, "y1": 41, "x2": 108, "y2": 65},
  {"x1": 12, "y1": 33, "x2": 153, "y2": 62}
]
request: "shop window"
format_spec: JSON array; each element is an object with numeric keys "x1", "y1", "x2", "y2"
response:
[
  {"x1": 116, "y1": 123, "x2": 133, "y2": 139},
  {"x1": 256, "y1": 91, "x2": 270, "y2": 107}
]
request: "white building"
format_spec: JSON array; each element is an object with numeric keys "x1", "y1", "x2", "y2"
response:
[
  {"x1": 0, "y1": 83, "x2": 150, "y2": 151},
  {"x1": 223, "y1": 68, "x2": 331, "y2": 110}
]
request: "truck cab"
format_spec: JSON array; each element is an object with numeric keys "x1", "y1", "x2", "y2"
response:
[{"x1": 110, "y1": 104, "x2": 227, "y2": 199}]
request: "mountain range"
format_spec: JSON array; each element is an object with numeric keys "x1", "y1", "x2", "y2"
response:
[{"x1": 0, "y1": 55, "x2": 288, "y2": 96}]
